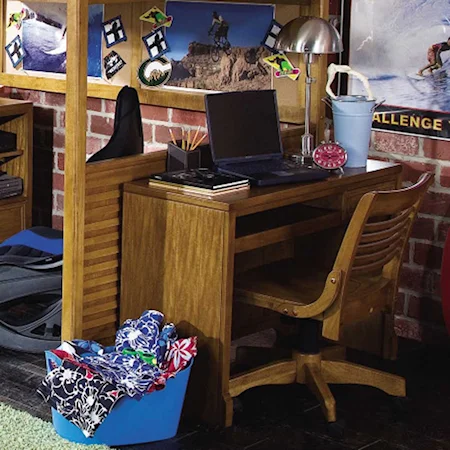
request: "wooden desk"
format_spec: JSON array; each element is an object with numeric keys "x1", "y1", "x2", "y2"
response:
[{"x1": 120, "y1": 160, "x2": 402, "y2": 427}]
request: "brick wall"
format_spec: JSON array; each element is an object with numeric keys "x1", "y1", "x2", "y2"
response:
[
  {"x1": 370, "y1": 131, "x2": 448, "y2": 341},
  {"x1": 1, "y1": 86, "x2": 447, "y2": 342}
]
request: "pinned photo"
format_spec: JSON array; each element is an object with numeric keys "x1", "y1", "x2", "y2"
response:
[
  {"x1": 138, "y1": 56, "x2": 172, "y2": 87},
  {"x1": 102, "y1": 15, "x2": 127, "y2": 48},
  {"x1": 104, "y1": 50, "x2": 126, "y2": 80},
  {"x1": 263, "y1": 53, "x2": 300, "y2": 80},
  {"x1": 261, "y1": 19, "x2": 283, "y2": 52},
  {"x1": 5, "y1": 35, "x2": 25, "y2": 68},
  {"x1": 142, "y1": 29, "x2": 170, "y2": 61},
  {"x1": 140, "y1": 7, "x2": 173, "y2": 30}
]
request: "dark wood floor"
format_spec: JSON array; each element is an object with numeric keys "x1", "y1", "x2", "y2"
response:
[{"x1": 1, "y1": 337, "x2": 449, "y2": 450}]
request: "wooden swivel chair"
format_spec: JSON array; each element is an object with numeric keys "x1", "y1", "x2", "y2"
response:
[{"x1": 230, "y1": 173, "x2": 433, "y2": 424}]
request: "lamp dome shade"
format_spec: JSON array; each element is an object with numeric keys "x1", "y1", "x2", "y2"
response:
[{"x1": 275, "y1": 17, "x2": 343, "y2": 54}]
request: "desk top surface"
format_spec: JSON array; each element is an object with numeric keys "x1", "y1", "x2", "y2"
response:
[{"x1": 124, "y1": 160, "x2": 402, "y2": 216}]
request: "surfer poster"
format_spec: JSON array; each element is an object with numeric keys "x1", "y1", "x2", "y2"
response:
[
  {"x1": 6, "y1": 2, "x2": 103, "y2": 77},
  {"x1": 349, "y1": 0, "x2": 450, "y2": 140}
]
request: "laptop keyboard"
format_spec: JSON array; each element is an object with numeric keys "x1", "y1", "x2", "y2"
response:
[{"x1": 224, "y1": 159, "x2": 302, "y2": 176}]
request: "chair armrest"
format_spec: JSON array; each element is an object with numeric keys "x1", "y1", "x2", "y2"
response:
[{"x1": 278, "y1": 270, "x2": 343, "y2": 319}]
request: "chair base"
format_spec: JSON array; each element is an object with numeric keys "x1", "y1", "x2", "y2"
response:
[{"x1": 229, "y1": 347, "x2": 406, "y2": 424}]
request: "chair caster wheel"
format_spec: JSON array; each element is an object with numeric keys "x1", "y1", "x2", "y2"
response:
[{"x1": 326, "y1": 419, "x2": 345, "y2": 437}]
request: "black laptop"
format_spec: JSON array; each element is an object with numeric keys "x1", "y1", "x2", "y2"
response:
[{"x1": 205, "y1": 90, "x2": 329, "y2": 187}]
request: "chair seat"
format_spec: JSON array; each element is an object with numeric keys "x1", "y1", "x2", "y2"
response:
[{"x1": 235, "y1": 259, "x2": 392, "y2": 318}]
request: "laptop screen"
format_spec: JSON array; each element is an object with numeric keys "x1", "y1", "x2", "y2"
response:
[{"x1": 205, "y1": 90, "x2": 283, "y2": 164}]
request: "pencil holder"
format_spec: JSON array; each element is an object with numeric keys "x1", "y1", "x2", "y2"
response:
[{"x1": 167, "y1": 141, "x2": 212, "y2": 171}]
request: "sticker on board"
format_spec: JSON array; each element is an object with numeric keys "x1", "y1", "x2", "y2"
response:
[
  {"x1": 102, "y1": 15, "x2": 127, "y2": 48},
  {"x1": 5, "y1": 35, "x2": 25, "y2": 68},
  {"x1": 263, "y1": 53, "x2": 300, "y2": 80},
  {"x1": 142, "y1": 29, "x2": 170, "y2": 61},
  {"x1": 261, "y1": 19, "x2": 283, "y2": 52},
  {"x1": 140, "y1": 7, "x2": 173, "y2": 30},
  {"x1": 7, "y1": 9, "x2": 29, "y2": 30},
  {"x1": 138, "y1": 56, "x2": 172, "y2": 87},
  {"x1": 103, "y1": 50, "x2": 126, "y2": 79}
]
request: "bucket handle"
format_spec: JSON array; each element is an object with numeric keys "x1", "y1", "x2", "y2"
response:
[
  {"x1": 326, "y1": 63, "x2": 375, "y2": 101},
  {"x1": 372, "y1": 99, "x2": 386, "y2": 113}
]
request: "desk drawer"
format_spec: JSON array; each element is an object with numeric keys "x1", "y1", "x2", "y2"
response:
[
  {"x1": 344, "y1": 181, "x2": 397, "y2": 217},
  {"x1": 0, "y1": 200, "x2": 25, "y2": 242}
]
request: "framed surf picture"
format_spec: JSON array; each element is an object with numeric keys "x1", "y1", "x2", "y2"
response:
[
  {"x1": 349, "y1": 0, "x2": 450, "y2": 140},
  {"x1": 5, "y1": 2, "x2": 103, "y2": 77}
]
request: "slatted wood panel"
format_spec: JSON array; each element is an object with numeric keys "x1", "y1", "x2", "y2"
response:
[{"x1": 82, "y1": 152, "x2": 166, "y2": 343}]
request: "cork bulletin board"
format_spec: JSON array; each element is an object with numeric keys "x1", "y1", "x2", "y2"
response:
[{"x1": 0, "y1": 0, "x2": 311, "y2": 124}]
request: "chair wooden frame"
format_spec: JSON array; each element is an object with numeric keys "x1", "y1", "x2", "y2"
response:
[{"x1": 231, "y1": 173, "x2": 433, "y2": 423}]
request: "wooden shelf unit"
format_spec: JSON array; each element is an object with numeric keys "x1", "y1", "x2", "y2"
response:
[{"x1": 0, "y1": 98, "x2": 33, "y2": 242}]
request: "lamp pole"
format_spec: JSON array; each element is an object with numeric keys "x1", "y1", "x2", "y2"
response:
[{"x1": 300, "y1": 52, "x2": 315, "y2": 165}]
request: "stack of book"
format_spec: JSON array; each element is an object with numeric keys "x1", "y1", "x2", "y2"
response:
[{"x1": 149, "y1": 169, "x2": 250, "y2": 197}]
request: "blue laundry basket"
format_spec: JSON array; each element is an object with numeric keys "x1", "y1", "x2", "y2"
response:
[{"x1": 45, "y1": 351, "x2": 193, "y2": 446}]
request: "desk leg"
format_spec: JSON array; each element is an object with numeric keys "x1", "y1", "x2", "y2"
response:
[{"x1": 121, "y1": 194, "x2": 235, "y2": 426}]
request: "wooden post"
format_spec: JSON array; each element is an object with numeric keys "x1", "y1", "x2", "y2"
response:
[{"x1": 62, "y1": 0, "x2": 89, "y2": 340}]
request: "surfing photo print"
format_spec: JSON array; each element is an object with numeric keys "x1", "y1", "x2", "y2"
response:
[{"x1": 349, "y1": 0, "x2": 450, "y2": 140}]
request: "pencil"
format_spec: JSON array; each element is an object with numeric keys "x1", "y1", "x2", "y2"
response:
[
  {"x1": 187, "y1": 130, "x2": 191, "y2": 151},
  {"x1": 190, "y1": 133, "x2": 207, "y2": 151},
  {"x1": 169, "y1": 128, "x2": 177, "y2": 145},
  {"x1": 191, "y1": 126, "x2": 201, "y2": 151},
  {"x1": 181, "y1": 129, "x2": 186, "y2": 150}
]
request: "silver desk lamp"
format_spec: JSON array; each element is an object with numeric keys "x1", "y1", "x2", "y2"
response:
[{"x1": 275, "y1": 17, "x2": 343, "y2": 165}]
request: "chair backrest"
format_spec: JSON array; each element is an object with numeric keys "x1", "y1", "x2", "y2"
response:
[{"x1": 322, "y1": 173, "x2": 433, "y2": 341}]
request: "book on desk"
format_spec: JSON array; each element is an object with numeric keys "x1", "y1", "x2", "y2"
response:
[{"x1": 149, "y1": 169, "x2": 250, "y2": 197}]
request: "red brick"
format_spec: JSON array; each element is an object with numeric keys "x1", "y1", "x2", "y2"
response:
[
  {"x1": 407, "y1": 295, "x2": 444, "y2": 325},
  {"x1": 400, "y1": 160, "x2": 436, "y2": 184},
  {"x1": 86, "y1": 136, "x2": 103, "y2": 155},
  {"x1": 56, "y1": 151, "x2": 65, "y2": 171},
  {"x1": 53, "y1": 173, "x2": 64, "y2": 191},
  {"x1": 403, "y1": 242, "x2": 410, "y2": 263},
  {"x1": 44, "y1": 92, "x2": 65, "y2": 107},
  {"x1": 87, "y1": 97, "x2": 102, "y2": 112},
  {"x1": 54, "y1": 192, "x2": 64, "y2": 211},
  {"x1": 439, "y1": 166, "x2": 450, "y2": 188},
  {"x1": 395, "y1": 292, "x2": 406, "y2": 314},
  {"x1": 399, "y1": 265, "x2": 440, "y2": 296},
  {"x1": 104, "y1": 100, "x2": 116, "y2": 114},
  {"x1": 53, "y1": 131, "x2": 65, "y2": 149},
  {"x1": 437, "y1": 221, "x2": 450, "y2": 243},
  {"x1": 0, "y1": 86, "x2": 12, "y2": 98},
  {"x1": 411, "y1": 216, "x2": 435, "y2": 240},
  {"x1": 421, "y1": 191, "x2": 450, "y2": 217},
  {"x1": 423, "y1": 138, "x2": 450, "y2": 161},
  {"x1": 143, "y1": 123, "x2": 153, "y2": 143},
  {"x1": 394, "y1": 316, "x2": 422, "y2": 340},
  {"x1": 373, "y1": 132, "x2": 419, "y2": 156},
  {"x1": 154, "y1": 125, "x2": 173, "y2": 144},
  {"x1": 413, "y1": 242, "x2": 443, "y2": 270},
  {"x1": 141, "y1": 104, "x2": 168, "y2": 122},
  {"x1": 144, "y1": 143, "x2": 166, "y2": 153},
  {"x1": 11, "y1": 88, "x2": 42, "y2": 104},
  {"x1": 52, "y1": 215, "x2": 63, "y2": 231},
  {"x1": 90, "y1": 115, "x2": 114, "y2": 136},
  {"x1": 172, "y1": 109, "x2": 206, "y2": 127}
]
